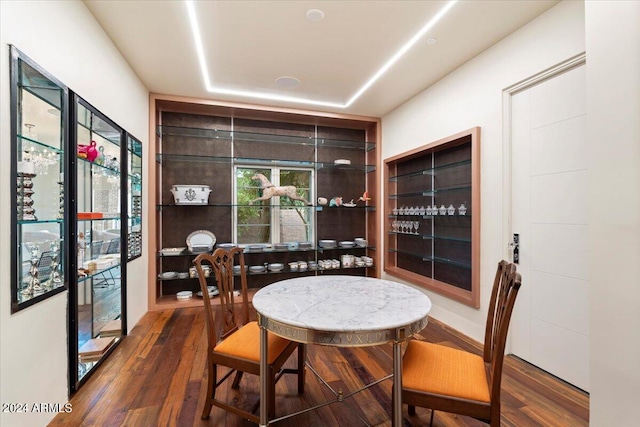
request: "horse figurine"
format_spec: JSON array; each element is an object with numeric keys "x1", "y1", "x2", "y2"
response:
[{"x1": 250, "y1": 173, "x2": 312, "y2": 205}]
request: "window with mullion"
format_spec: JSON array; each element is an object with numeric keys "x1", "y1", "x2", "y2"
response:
[{"x1": 234, "y1": 166, "x2": 313, "y2": 245}]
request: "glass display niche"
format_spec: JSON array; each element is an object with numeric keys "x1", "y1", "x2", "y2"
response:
[
  {"x1": 73, "y1": 97, "x2": 125, "y2": 388},
  {"x1": 127, "y1": 135, "x2": 142, "y2": 260},
  {"x1": 10, "y1": 46, "x2": 69, "y2": 313}
]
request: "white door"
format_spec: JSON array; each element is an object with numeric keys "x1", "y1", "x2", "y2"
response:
[{"x1": 509, "y1": 63, "x2": 589, "y2": 391}]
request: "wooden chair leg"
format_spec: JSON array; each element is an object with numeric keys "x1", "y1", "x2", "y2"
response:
[
  {"x1": 201, "y1": 362, "x2": 217, "y2": 420},
  {"x1": 429, "y1": 409, "x2": 435, "y2": 426},
  {"x1": 408, "y1": 404, "x2": 416, "y2": 416},
  {"x1": 297, "y1": 343, "x2": 305, "y2": 394},
  {"x1": 231, "y1": 370, "x2": 243, "y2": 389}
]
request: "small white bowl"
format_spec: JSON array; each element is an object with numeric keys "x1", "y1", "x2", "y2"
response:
[
  {"x1": 176, "y1": 290, "x2": 193, "y2": 301},
  {"x1": 268, "y1": 263, "x2": 284, "y2": 271}
]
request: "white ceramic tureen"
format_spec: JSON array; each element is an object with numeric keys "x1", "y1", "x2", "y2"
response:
[{"x1": 170, "y1": 184, "x2": 211, "y2": 205}]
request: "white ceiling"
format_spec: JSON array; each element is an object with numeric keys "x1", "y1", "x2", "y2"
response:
[{"x1": 84, "y1": 0, "x2": 558, "y2": 118}]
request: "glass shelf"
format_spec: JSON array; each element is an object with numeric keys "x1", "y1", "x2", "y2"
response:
[
  {"x1": 157, "y1": 203, "x2": 376, "y2": 211},
  {"x1": 77, "y1": 217, "x2": 121, "y2": 222},
  {"x1": 158, "y1": 244, "x2": 373, "y2": 257},
  {"x1": 389, "y1": 185, "x2": 472, "y2": 198},
  {"x1": 388, "y1": 231, "x2": 471, "y2": 243},
  {"x1": 317, "y1": 138, "x2": 374, "y2": 152},
  {"x1": 388, "y1": 248, "x2": 471, "y2": 269},
  {"x1": 157, "y1": 263, "x2": 371, "y2": 281},
  {"x1": 388, "y1": 159, "x2": 471, "y2": 181},
  {"x1": 317, "y1": 205, "x2": 376, "y2": 211},
  {"x1": 316, "y1": 245, "x2": 374, "y2": 253},
  {"x1": 158, "y1": 125, "x2": 374, "y2": 151},
  {"x1": 77, "y1": 263, "x2": 121, "y2": 283},
  {"x1": 316, "y1": 162, "x2": 376, "y2": 173},
  {"x1": 157, "y1": 153, "x2": 375, "y2": 170},
  {"x1": 78, "y1": 156, "x2": 120, "y2": 175},
  {"x1": 18, "y1": 134, "x2": 64, "y2": 154},
  {"x1": 18, "y1": 219, "x2": 64, "y2": 225},
  {"x1": 388, "y1": 214, "x2": 471, "y2": 219}
]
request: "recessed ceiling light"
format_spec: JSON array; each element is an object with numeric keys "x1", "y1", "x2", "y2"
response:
[
  {"x1": 306, "y1": 9, "x2": 325, "y2": 23},
  {"x1": 426, "y1": 37, "x2": 437, "y2": 45},
  {"x1": 275, "y1": 76, "x2": 301, "y2": 89}
]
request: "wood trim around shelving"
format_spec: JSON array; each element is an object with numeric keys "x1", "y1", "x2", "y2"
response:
[
  {"x1": 147, "y1": 93, "x2": 381, "y2": 311},
  {"x1": 384, "y1": 127, "x2": 481, "y2": 308}
]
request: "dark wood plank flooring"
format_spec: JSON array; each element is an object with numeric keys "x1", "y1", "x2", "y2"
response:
[{"x1": 50, "y1": 307, "x2": 589, "y2": 427}]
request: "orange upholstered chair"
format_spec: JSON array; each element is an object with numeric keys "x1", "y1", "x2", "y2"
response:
[
  {"x1": 402, "y1": 260, "x2": 522, "y2": 426},
  {"x1": 194, "y1": 247, "x2": 305, "y2": 422}
]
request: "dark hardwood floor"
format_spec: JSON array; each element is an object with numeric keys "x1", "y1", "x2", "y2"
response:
[{"x1": 50, "y1": 306, "x2": 589, "y2": 427}]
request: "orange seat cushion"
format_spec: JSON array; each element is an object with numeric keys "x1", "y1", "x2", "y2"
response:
[
  {"x1": 214, "y1": 321, "x2": 291, "y2": 364},
  {"x1": 403, "y1": 340, "x2": 490, "y2": 403}
]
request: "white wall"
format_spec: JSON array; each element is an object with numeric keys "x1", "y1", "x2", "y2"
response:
[
  {"x1": 0, "y1": 1, "x2": 149, "y2": 426},
  {"x1": 381, "y1": 0, "x2": 585, "y2": 340},
  {"x1": 586, "y1": 1, "x2": 640, "y2": 425}
]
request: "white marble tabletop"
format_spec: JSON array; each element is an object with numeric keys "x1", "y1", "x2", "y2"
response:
[{"x1": 253, "y1": 275, "x2": 432, "y2": 344}]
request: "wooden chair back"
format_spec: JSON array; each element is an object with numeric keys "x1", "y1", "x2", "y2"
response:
[
  {"x1": 194, "y1": 247, "x2": 249, "y2": 348},
  {"x1": 484, "y1": 261, "x2": 522, "y2": 418}
]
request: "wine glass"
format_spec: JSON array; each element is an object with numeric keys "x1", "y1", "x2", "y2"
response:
[{"x1": 414, "y1": 221, "x2": 420, "y2": 235}]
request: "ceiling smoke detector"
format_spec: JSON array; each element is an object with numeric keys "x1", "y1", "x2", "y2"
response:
[{"x1": 306, "y1": 9, "x2": 325, "y2": 23}]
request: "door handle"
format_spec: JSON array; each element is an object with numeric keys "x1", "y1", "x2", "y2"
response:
[{"x1": 509, "y1": 233, "x2": 520, "y2": 264}]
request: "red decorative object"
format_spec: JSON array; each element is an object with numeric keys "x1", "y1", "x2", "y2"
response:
[{"x1": 78, "y1": 140, "x2": 98, "y2": 162}]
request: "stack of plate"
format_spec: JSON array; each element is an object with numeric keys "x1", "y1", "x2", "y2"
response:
[
  {"x1": 249, "y1": 265, "x2": 266, "y2": 273},
  {"x1": 273, "y1": 243, "x2": 289, "y2": 251},
  {"x1": 158, "y1": 271, "x2": 178, "y2": 279},
  {"x1": 339, "y1": 241, "x2": 355, "y2": 248},
  {"x1": 161, "y1": 247, "x2": 186, "y2": 255},
  {"x1": 298, "y1": 242, "x2": 313, "y2": 250},
  {"x1": 318, "y1": 239, "x2": 337, "y2": 249},
  {"x1": 176, "y1": 290, "x2": 193, "y2": 301},
  {"x1": 177, "y1": 272, "x2": 189, "y2": 279},
  {"x1": 246, "y1": 244, "x2": 265, "y2": 252},
  {"x1": 232, "y1": 265, "x2": 249, "y2": 274}
]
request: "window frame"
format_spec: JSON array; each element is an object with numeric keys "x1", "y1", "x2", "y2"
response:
[{"x1": 233, "y1": 164, "x2": 315, "y2": 245}]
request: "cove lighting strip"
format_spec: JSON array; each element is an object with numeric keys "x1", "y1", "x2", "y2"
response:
[{"x1": 185, "y1": 0, "x2": 458, "y2": 109}]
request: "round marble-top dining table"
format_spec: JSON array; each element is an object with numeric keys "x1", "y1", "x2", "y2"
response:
[{"x1": 253, "y1": 275, "x2": 433, "y2": 427}]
